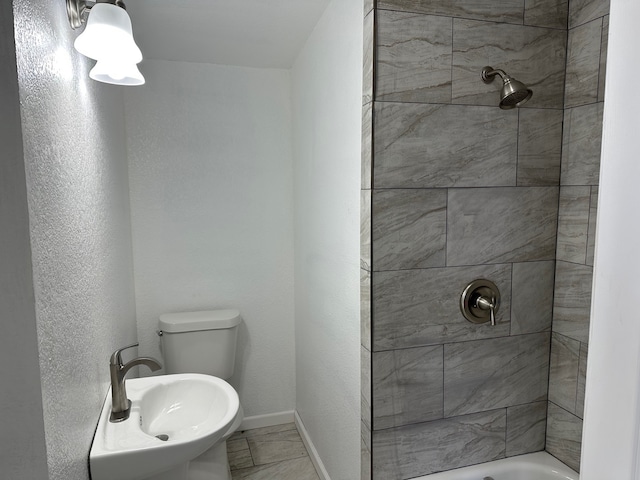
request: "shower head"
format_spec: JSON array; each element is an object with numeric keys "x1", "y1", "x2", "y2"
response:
[{"x1": 481, "y1": 66, "x2": 533, "y2": 109}]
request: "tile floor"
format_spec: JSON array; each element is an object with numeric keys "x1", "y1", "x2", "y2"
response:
[{"x1": 227, "y1": 423, "x2": 320, "y2": 480}]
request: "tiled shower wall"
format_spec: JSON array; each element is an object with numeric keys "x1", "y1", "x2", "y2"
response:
[
  {"x1": 361, "y1": 0, "x2": 571, "y2": 478},
  {"x1": 546, "y1": 0, "x2": 609, "y2": 472}
]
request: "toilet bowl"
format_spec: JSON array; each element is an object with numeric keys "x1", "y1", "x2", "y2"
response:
[{"x1": 155, "y1": 309, "x2": 243, "y2": 480}]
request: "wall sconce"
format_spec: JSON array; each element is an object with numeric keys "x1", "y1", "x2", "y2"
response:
[{"x1": 66, "y1": 0, "x2": 145, "y2": 86}]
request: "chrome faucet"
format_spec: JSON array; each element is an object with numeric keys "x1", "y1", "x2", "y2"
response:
[{"x1": 109, "y1": 343, "x2": 162, "y2": 422}]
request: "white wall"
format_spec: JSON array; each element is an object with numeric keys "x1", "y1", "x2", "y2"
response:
[
  {"x1": 125, "y1": 60, "x2": 296, "y2": 418},
  {"x1": 581, "y1": 0, "x2": 640, "y2": 478},
  {"x1": 291, "y1": 0, "x2": 363, "y2": 478},
  {"x1": 12, "y1": 1, "x2": 138, "y2": 479},
  {"x1": 0, "y1": 1, "x2": 48, "y2": 477}
]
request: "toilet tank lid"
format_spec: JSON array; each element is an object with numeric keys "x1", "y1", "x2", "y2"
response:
[{"x1": 159, "y1": 309, "x2": 241, "y2": 333}]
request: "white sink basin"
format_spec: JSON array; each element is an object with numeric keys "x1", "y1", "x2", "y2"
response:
[{"x1": 90, "y1": 373, "x2": 240, "y2": 480}]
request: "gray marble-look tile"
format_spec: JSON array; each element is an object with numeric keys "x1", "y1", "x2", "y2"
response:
[
  {"x1": 548, "y1": 333, "x2": 580, "y2": 414},
  {"x1": 447, "y1": 187, "x2": 559, "y2": 266},
  {"x1": 377, "y1": 0, "x2": 525, "y2": 24},
  {"x1": 373, "y1": 345, "x2": 444, "y2": 429},
  {"x1": 361, "y1": 189, "x2": 371, "y2": 271},
  {"x1": 229, "y1": 447, "x2": 254, "y2": 471},
  {"x1": 598, "y1": 16, "x2": 609, "y2": 102},
  {"x1": 228, "y1": 437, "x2": 250, "y2": 453},
  {"x1": 556, "y1": 186, "x2": 591, "y2": 264},
  {"x1": 362, "y1": 421, "x2": 372, "y2": 480},
  {"x1": 362, "y1": 103, "x2": 372, "y2": 190},
  {"x1": 376, "y1": 11, "x2": 452, "y2": 103},
  {"x1": 372, "y1": 409, "x2": 506, "y2": 479},
  {"x1": 362, "y1": 345, "x2": 372, "y2": 431},
  {"x1": 546, "y1": 402, "x2": 583, "y2": 472},
  {"x1": 576, "y1": 342, "x2": 588, "y2": 418},
  {"x1": 373, "y1": 264, "x2": 512, "y2": 350},
  {"x1": 517, "y1": 108, "x2": 563, "y2": 186},
  {"x1": 247, "y1": 429, "x2": 308, "y2": 466},
  {"x1": 361, "y1": 269, "x2": 371, "y2": 351},
  {"x1": 586, "y1": 186, "x2": 598, "y2": 266},
  {"x1": 444, "y1": 333, "x2": 550, "y2": 417},
  {"x1": 230, "y1": 423, "x2": 297, "y2": 440},
  {"x1": 452, "y1": 19, "x2": 566, "y2": 109},
  {"x1": 569, "y1": 0, "x2": 610, "y2": 28},
  {"x1": 524, "y1": 0, "x2": 568, "y2": 29},
  {"x1": 373, "y1": 102, "x2": 518, "y2": 188},
  {"x1": 565, "y1": 18, "x2": 602, "y2": 108},
  {"x1": 364, "y1": 0, "x2": 374, "y2": 16},
  {"x1": 511, "y1": 261, "x2": 555, "y2": 335},
  {"x1": 372, "y1": 189, "x2": 447, "y2": 271},
  {"x1": 553, "y1": 261, "x2": 593, "y2": 344},
  {"x1": 506, "y1": 401, "x2": 547, "y2": 456},
  {"x1": 561, "y1": 103, "x2": 603, "y2": 186},
  {"x1": 363, "y1": 10, "x2": 374, "y2": 105},
  {"x1": 231, "y1": 456, "x2": 320, "y2": 480}
]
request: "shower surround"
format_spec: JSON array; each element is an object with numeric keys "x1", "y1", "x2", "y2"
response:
[{"x1": 361, "y1": 0, "x2": 609, "y2": 478}]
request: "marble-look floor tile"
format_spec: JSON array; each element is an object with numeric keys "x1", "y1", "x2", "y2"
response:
[
  {"x1": 373, "y1": 102, "x2": 517, "y2": 188},
  {"x1": 362, "y1": 346, "x2": 372, "y2": 431},
  {"x1": 447, "y1": 187, "x2": 558, "y2": 266},
  {"x1": 576, "y1": 343, "x2": 588, "y2": 417},
  {"x1": 444, "y1": 333, "x2": 550, "y2": 417},
  {"x1": 373, "y1": 345, "x2": 444, "y2": 429},
  {"x1": 373, "y1": 264, "x2": 512, "y2": 350},
  {"x1": 506, "y1": 401, "x2": 547, "y2": 456},
  {"x1": 362, "y1": 102, "x2": 372, "y2": 189},
  {"x1": 372, "y1": 189, "x2": 446, "y2": 271},
  {"x1": 247, "y1": 429, "x2": 309, "y2": 466},
  {"x1": 548, "y1": 333, "x2": 580, "y2": 414},
  {"x1": 376, "y1": 11, "x2": 452, "y2": 103},
  {"x1": 372, "y1": 409, "x2": 506, "y2": 479},
  {"x1": 452, "y1": 19, "x2": 566, "y2": 109},
  {"x1": 561, "y1": 103, "x2": 603, "y2": 186},
  {"x1": 524, "y1": 0, "x2": 568, "y2": 29},
  {"x1": 511, "y1": 261, "x2": 555, "y2": 335},
  {"x1": 546, "y1": 402, "x2": 583, "y2": 472},
  {"x1": 569, "y1": 0, "x2": 609, "y2": 28},
  {"x1": 229, "y1": 447, "x2": 254, "y2": 471},
  {"x1": 377, "y1": 0, "x2": 525, "y2": 24},
  {"x1": 565, "y1": 18, "x2": 602, "y2": 108},
  {"x1": 556, "y1": 186, "x2": 591, "y2": 264},
  {"x1": 553, "y1": 261, "x2": 593, "y2": 343},
  {"x1": 231, "y1": 456, "x2": 320, "y2": 480},
  {"x1": 362, "y1": 422, "x2": 372, "y2": 480},
  {"x1": 517, "y1": 108, "x2": 562, "y2": 186},
  {"x1": 361, "y1": 269, "x2": 372, "y2": 351},
  {"x1": 361, "y1": 189, "x2": 371, "y2": 271}
]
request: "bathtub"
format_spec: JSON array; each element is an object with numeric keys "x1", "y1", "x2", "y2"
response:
[{"x1": 415, "y1": 452, "x2": 579, "y2": 480}]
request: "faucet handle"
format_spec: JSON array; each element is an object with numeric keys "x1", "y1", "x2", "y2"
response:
[{"x1": 110, "y1": 343, "x2": 139, "y2": 366}]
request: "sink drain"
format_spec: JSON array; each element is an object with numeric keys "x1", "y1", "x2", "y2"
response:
[{"x1": 155, "y1": 434, "x2": 169, "y2": 441}]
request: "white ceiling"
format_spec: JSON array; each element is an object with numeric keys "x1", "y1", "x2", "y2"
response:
[{"x1": 125, "y1": 0, "x2": 332, "y2": 68}]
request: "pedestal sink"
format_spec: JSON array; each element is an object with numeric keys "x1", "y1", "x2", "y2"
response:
[{"x1": 90, "y1": 373, "x2": 240, "y2": 480}]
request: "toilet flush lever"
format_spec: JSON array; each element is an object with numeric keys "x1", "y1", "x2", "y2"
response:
[{"x1": 460, "y1": 279, "x2": 501, "y2": 326}]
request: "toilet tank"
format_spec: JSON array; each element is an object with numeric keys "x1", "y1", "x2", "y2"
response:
[{"x1": 159, "y1": 309, "x2": 241, "y2": 379}]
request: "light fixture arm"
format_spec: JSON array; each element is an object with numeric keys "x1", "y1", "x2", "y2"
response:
[{"x1": 67, "y1": 0, "x2": 127, "y2": 29}]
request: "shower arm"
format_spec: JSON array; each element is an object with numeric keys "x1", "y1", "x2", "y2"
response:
[{"x1": 481, "y1": 67, "x2": 509, "y2": 84}]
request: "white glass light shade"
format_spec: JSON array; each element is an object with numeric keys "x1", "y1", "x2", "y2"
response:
[
  {"x1": 74, "y1": 3, "x2": 142, "y2": 63},
  {"x1": 90, "y1": 60, "x2": 145, "y2": 86}
]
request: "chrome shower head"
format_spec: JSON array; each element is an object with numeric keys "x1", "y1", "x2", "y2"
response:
[{"x1": 481, "y1": 66, "x2": 533, "y2": 109}]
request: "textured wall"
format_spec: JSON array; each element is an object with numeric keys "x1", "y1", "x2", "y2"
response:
[
  {"x1": 364, "y1": 1, "x2": 568, "y2": 477},
  {"x1": 12, "y1": 1, "x2": 138, "y2": 479},
  {"x1": 546, "y1": 0, "x2": 609, "y2": 471},
  {"x1": 125, "y1": 60, "x2": 296, "y2": 418},
  {"x1": 0, "y1": 1, "x2": 48, "y2": 478},
  {"x1": 291, "y1": 0, "x2": 363, "y2": 478}
]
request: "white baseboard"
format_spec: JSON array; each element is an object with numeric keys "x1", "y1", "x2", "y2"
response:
[
  {"x1": 239, "y1": 410, "x2": 295, "y2": 431},
  {"x1": 295, "y1": 411, "x2": 331, "y2": 480}
]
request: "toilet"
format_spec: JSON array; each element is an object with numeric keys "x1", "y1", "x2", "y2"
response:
[{"x1": 158, "y1": 309, "x2": 244, "y2": 480}]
